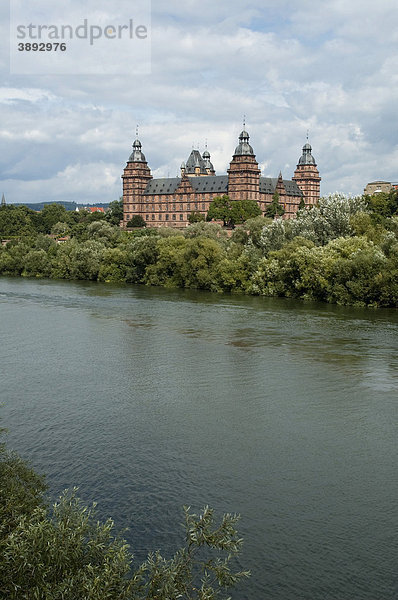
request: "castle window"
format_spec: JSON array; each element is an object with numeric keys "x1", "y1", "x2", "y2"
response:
[
  {"x1": 172, "y1": 214, "x2": 176, "y2": 221},
  {"x1": 202, "y1": 203, "x2": 205, "y2": 210},
  {"x1": 159, "y1": 214, "x2": 162, "y2": 220},
  {"x1": 187, "y1": 203, "x2": 190, "y2": 210},
  {"x1": 195, "y1": 203, "x2": 198, "y2": 210},
  {"x1": 173, "y1": 203, "x2": 176, "y2": 210},
  {"x1": 165, "y1": 214, "x2": 169, "y2": 220},
  {"x1": 179, "y1": 214, "x2": 183, "y2": 221},
  {"x1": 146, "y1": 215, "x2": 149, "y2": 220},
  {"x1": 152, "y1": 214, "x2": 155, "y2": 220},
  {"x1": 180, "y1": 203, "x2": 183, "y2": 210}
]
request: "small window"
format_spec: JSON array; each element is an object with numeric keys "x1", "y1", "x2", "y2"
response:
[
  {"x1": 172, "y1": 214, "x2": 176, "y2": 221},
  {"x1": 152, "y1": 214, "x2": 155, "y2": 220},
  {"x1": 179, "y1": 214, "x2": 183, "y2": 221},
  {"x1": 165, "y1": 214, "x2": 169, "y2": 221},
  {"x1": 145, "y1": 215, "x2": 149, "y2": 220}
]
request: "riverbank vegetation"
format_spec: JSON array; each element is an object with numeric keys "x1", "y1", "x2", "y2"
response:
[
  {"x1": 0, "y1": 426, "x2": 249, "y2": 599},
  {"x1": 1, "y1": 192, "x2": 397, "y2": 307}
]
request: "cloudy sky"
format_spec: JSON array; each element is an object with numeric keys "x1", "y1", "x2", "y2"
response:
[{"x1": 1, "y1": 0, "x2": 398, "y2": 205}]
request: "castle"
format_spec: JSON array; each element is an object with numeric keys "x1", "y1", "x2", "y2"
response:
[{"x1": 122, "y1": 129, "x2": 321, "y2": 228}]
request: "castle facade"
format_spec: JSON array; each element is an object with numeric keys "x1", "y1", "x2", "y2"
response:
[{"x1": 122, "y1": 129, "x2": 320, "y2": 228}]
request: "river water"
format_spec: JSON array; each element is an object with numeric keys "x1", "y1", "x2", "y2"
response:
[{"x1": 1, "y1": 277, "x2": 398, "y2": 600}]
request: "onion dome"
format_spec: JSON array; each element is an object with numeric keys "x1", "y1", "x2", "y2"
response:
[
  {"x1": 298, "y1": 142, "x2": 316, "y2": 166},
  {"x1": 202, "y1": 149, "x2": 214, "y2": 172},
  {"x1": 128, "y1": 138, "x2": 146, "y2": 162},
  {"x1": 234, "y1": 130, "x2": 254, "y2": 156}
]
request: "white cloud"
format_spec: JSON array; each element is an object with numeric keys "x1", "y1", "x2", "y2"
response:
[{"x1": 1, "y1": 0, "x2": 398, "y2": 203}]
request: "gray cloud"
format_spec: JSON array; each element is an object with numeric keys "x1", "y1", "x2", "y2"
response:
[{"x1": 1, "y1": 0, "x2": 398, "y2": 204}]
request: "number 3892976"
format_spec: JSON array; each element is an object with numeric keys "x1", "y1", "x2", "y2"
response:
[{"x1": 18, "y1": 43, "x2": 66, "y2": 51}]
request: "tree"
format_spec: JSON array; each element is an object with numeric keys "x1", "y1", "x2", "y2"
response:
[
  {"x1": 37, "y1": 204, "x2": 70, "y2": 233},
  {"x1": 0, "y1": 205, "x2": 37, "y2": 237},
  {"x1": 188, "y1": 211, "x2": 205, "y2": 224},
  {"x1": 291, "y1": 192, "x2": 368, "y2": 245},
  {"x1": 0, "y1": 429, "x2": 249, "y2": 600},
  {"x1": 298, "y1": 197, "x2": 306, "y2": 210},
  {"x1": 127, "y1": 215, "x2": 147, "y2": 228},
  {"x1": 51, "y1": 221, "x2": 70, "y2": 238},
  {"x1": 365, "y1": 190, "x2": 398, "y2": 223},
  {"x1": 206, "y1": 195, "x2": 232, "y2": 226},
  {"x1": 106, "y1": 198, "x2": 124, "y2": 225},
  {"x1": 229, "y1": 200, "x2": 261, "y2": 227},
  {"x1": 207, "y1": 196, "x2": 261, "y2": 228},
  {"x1": 265, "y1": 192, "x2": 285, "y2": 218}
]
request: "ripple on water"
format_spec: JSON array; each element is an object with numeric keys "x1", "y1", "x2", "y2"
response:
[{"x1": 1, "y1": 277, "x2": 398, "y2": 600}]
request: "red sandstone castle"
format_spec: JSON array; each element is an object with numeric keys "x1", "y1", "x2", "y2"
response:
[{"x1": 122, "y1": 129, "x2": 321, "y2": 228}]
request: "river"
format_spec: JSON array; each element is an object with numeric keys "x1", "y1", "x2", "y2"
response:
[{"x1": 1, "y1": 277, "x2": 398, "y2": 599}]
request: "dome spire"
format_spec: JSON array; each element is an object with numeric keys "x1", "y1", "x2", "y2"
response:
[
  {"x1": 128, "y1": 133, "x2": 147, "y2": 163},
  {"x1": 298, "y1": 137, "x2": 316, "y2": 166},
  {"x1": 234, "y1": 126, "x2": 254, "y2": 156}
]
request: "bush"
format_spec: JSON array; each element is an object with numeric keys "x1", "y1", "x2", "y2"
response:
[{"x1": 0, "y1": 429, "x2": 249, "y2": 600}]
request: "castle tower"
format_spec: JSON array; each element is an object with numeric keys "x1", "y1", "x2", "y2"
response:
[
  {"x1": 227, "y1": 130, "x2": 260, "y2": 202},
  {"x1": 292, "y1": 141, "x2": 321, "y2": 207},
  {"x1": 122, "y1": 138, "x2": 152, "y2": 225}
]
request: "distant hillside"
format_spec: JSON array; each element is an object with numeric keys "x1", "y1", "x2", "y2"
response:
[{"x1": 11, "y1": 201, "x2": 110, "y2": 212}]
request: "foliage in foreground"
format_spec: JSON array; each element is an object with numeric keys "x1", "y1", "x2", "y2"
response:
[
  {"x1": 1, "y1": 193, "x2": 398, "y2": 307},
  {"x1": 0, "y1": 430, "x2": 249, "y2": 600}
]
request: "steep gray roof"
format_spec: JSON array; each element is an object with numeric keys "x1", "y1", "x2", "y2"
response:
[
  {"x1": 144, "y1": 178, "x2": 181, "y2": 195},
  {"x1": 260, "y1": 177, "x2": 303, "y2": 197},
  {"x1": 144, "y1": 175, "x2": 228, "y2": 196},
  {"x1": 190, "y1": 175, "x2": 228, "y2": 193},
  {"x1": 186, "y1": 150, "x2": 208, "y2": 174},
  {"x1": 144, "y1": 175, "x2": 302, "y2": 197}
]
